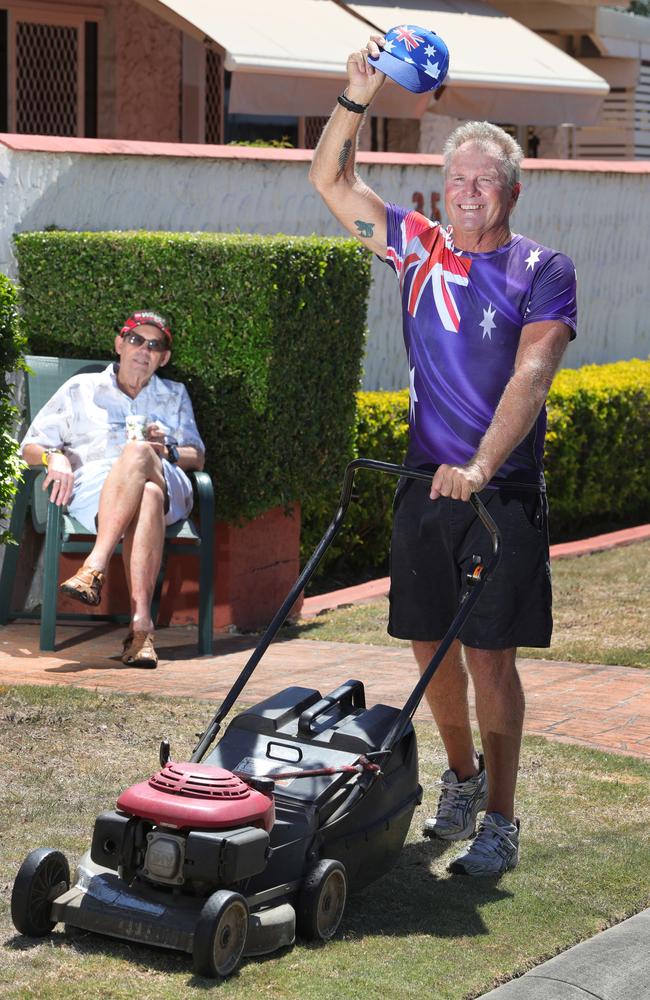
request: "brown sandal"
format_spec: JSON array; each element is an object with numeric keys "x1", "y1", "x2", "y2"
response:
[
  {"x1": 122, "y1": 631, "x2": 158, "y2": 669},
  {"x1": 121, "y1": 632, "x2": 134, "y2": 662},
  {"x1": 60, "y1": 566, "x2": 105, "y2": 606}
]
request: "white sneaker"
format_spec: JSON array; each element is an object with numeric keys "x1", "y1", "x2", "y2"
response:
[
  {"x1": 448, "y1": 812, "x2": 520, "y2": 876},
  {"x1": 422, "y1": 754, "x2": 488, "y2": 841}
]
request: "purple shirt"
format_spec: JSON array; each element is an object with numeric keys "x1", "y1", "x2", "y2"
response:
[{"x1": 384, "y1": 204, "x2": 577, "y2": 486}]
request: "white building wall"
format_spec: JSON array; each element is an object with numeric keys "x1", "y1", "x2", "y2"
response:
[{"x1": 0, "y1": 140, "x2": 648, "y2": 390}]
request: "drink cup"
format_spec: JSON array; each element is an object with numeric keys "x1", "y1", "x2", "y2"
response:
[{"x1": 125, "y1": 414, "x2": 147, "y2": 441}]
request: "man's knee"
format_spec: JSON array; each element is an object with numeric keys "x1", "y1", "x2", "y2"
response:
[
  {"x1": 412, "y1": 638, "x2": 438, "y2": 657},
  {"x1": 413, "y1": 638, "x2": 464, "y2": 676},
  {"x1": 119, "y1": 440, "x2": 159, "y2": 473},
  {"x1": 465, "y1": 646, "x2": 517, "y2": 681},
  {"x1": 141, "y1": 479, "x2": 166, "y2": 512}
]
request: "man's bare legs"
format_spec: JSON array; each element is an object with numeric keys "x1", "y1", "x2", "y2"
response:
[
  {"x1": 64, "y1": 443, "x2": 167, "y2": 631},
  {"x1": 121, "y1": 480, "x2": 165, "y2": 633},
  {"x1": 412, "y1": 639, "x2": 479, "y2": 781},
  {"x1": 83, "y1": 442, "x2": 166, "y2": 575},
  {"x1": 464, "y1": 646, "x2": 524, "y2": 822},
  {"x1": 413, "y1": 639, "x2": 524, "y2": 822}
]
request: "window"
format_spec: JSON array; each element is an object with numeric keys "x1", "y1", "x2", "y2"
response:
[
  {"x1": 2, "y1": 5, "x2": 100, "y2": 136},
  {"x1": 223, "y1": 70, "x2": 297, "y2": 146},
  {"x1": 301, "y1": 116, "x2": 327, "y2": 149},
  {"x1": 181, "y1": 37, "x2": 223, "y2": 144},
  {"x1": 205, "y1": 47, "x2": 223, "y2": 144},
  {"x1": 16, "y1": 21, "x2": 77, "y2": 133}
]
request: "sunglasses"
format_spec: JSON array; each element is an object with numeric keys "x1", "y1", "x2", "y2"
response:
[{"x1": 123, "y1": 332, "x2": 168, "y2": 353}]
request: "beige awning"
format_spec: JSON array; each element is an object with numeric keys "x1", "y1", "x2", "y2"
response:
[
  {"x1": 227, "y1": 72, "x2": 430, "y2": 119},
  {"x1": 135, "y1": 0, "x2": 368, "y2": 74},
  {"x1": 350, "y1": 2, "x2": 609, "y2": 124},
  {"x1": 135, "y1": 0, "x2": 609, "y2": 125}
]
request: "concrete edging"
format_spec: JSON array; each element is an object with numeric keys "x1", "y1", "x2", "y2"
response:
[{"x1": 478, "y1": 908, "x2": 650, "y2": 999}]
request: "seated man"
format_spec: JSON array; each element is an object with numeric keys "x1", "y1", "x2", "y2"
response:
[{"x1": 21, "y1": 310, "x2": 205, "y2": 668}]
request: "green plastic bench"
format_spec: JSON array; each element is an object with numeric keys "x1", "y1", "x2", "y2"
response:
[{"x1": 0, "y1": 355, "x2": 214, "y2": 654}]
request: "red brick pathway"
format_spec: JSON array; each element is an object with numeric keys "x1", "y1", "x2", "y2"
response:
[{"x1": 1, "y1": 620, "x2": 649, "y2": 760}]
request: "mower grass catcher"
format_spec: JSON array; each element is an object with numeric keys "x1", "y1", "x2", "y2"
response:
[{"x1": 11, "y1": 460, "x2": 500, "y2": 978}]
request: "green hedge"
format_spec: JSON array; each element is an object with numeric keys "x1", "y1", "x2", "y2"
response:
[
  {"x1": 15, "y1": 230, "x2": 371, "y2": 523},
  {"x1": 301, "y1": 359, "x2": 650, "y2": 582},
  {"x1": 0, "y1": 274, "x2": 26, "y2": 543},
  {"x1": 301, "y1": 390, "x2": 409, "y2": 581},
  {"x1": 545, "y1": 359, "x2": 650, "y2": 533}
]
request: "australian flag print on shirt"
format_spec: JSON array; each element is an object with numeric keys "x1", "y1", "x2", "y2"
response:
[{"x1": 384, "y1": 203, "x2": 578, "y2": 486}]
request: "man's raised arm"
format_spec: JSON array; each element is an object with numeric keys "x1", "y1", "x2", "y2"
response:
[{"x1": 309, "y1": 36, "x2": 388, "y2": 257}]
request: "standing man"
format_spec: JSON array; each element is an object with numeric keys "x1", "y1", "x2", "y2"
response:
[
  {"x1": 21, "y1": 311, "x2": 205, "y2": 669},
  {"x1": 310, "y1": 36, "x2": 576, "y2": 875}
]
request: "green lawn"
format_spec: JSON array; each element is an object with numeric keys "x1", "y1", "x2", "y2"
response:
[
  {"x1": 1, "y1": 685, "x2": 649, "y2": 1000},
  {"x1": 286, "y1": 541, "x2": 650, "y2": 669}
]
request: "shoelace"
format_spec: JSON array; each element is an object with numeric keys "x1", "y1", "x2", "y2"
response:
[
  {"x1": 435, "y1": 774, "x2": 477, "y2": 819},
  {"x1": 469, "y1": 816, "x2": 518, "y2": 860}
]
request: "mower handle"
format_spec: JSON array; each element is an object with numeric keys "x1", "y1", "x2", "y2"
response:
[
  {"x1": 298, "y1": 678, "x2": 366, "y2": 736},
  {"x1": 192, "y1": 458, "x2": 500, "y2": 762}
]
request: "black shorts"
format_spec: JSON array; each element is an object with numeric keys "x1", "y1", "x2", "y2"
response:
[{"x1": 388, "y1": 478, "x2": 552, "y2": 650}]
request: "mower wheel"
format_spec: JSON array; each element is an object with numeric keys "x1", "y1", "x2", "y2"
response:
[
  {"x1": 193, "y1": 889, "x2": 249, "y2": 978},
  {"x1": 296, "y1": 859, "x2": 347, "y2": 942},
  {"x1": 11, "y1": 848, "x2": 70, "y2": 937}
]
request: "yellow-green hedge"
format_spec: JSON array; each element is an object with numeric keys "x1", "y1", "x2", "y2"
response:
[
  {"x1": 301, "y1": 359, "x2": 650, "y2": 582},
  {"x1": 301, "y1": 390, "x2": 410, "y2": 582},
  {"x1": 546, "y1": 359, "x2": 650, "y2": 530}
]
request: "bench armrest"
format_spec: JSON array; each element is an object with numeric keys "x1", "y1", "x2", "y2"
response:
[{"x1": 189, "y1": 469, "x2": 215, "y2": 538}]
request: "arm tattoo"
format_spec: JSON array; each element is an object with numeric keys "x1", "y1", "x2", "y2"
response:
[
  {"x1": 337, "y1": 139, "x2": 352, "y2": 177},
  {"x1": 355, "y1": 219, "x2": 375, "y2": 239}
]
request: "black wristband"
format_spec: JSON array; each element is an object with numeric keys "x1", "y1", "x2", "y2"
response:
[
  {"x1": 164, "y1": 437, "x2": 180, "y2": 464},
  {"x1": 337, "y1": 92, "x2": 368, "y2": 114}
]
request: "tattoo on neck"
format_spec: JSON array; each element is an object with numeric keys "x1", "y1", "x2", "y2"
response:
[
  {"x1": 355, "y1": 219, "x2": 375, "y2": 239},
  {"x1": 337, "y1": 139, "x2": 352, "y2": 177}
]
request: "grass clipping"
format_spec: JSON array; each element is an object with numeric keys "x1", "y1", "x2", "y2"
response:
[{"x1": 1, "y1": 684, "x2": 649, "y2": 1000}]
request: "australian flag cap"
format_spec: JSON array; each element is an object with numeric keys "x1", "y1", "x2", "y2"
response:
[{"x1": 368, "y1": 25, "x2": 449, "y2": 94}]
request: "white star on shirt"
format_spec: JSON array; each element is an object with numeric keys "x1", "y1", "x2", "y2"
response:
[
  {"x1": 480, "y1": 303, "x2": 497, "y2": 340},
  {"x1": 383, "y1": 38, "x2": 395, "y2": 53},
  {"x1": 404, "y1": 56, "x2": 414, "y2": 64},
  {"x1": 525, "y1": 247, "x2": 543, "y2": 270},
  {"x1": 424, "y1": 59, "x2": 441, "y2": 79},
  {"x1": 409, "y1": 357, "x2": 418, "y2": 422},
  {"x1": 424, "y1": 43, "x2": 437, "y2": 57}
]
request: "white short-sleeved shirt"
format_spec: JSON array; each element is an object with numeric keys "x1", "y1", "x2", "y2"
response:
[{"x1": 21, "y1": 363, "x2": 205, "y2": 531}]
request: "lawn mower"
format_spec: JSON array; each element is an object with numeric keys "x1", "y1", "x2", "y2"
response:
[{"x1": 11, "y1": 459, "x2": 500, "y2": 978}]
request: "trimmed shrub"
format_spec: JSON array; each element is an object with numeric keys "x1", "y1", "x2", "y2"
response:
[
  {"x1": 15, "y1": 230, "x2": 371, "y2": 524},
  {"x1": 302, "y1": 359, "x2": 650, "y2": 583},
  {"x1": 545, "y1": 359, "x2": 650, "y2": 535},
  {"x1": 0, "y1": 274, "x2": 26, "y2": 543},
  {"x1": 301, "y1": 390, "x2": 408, "y2": 580}
]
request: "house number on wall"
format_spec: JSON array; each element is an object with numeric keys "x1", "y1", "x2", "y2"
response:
[{"x1": 412, "y1": 191, "x2": 441, "y2": 222}]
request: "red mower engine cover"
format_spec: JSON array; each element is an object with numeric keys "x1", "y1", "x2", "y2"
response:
[{"x1": 116, "y1": 762, "x2": 275, "y2": 832}]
